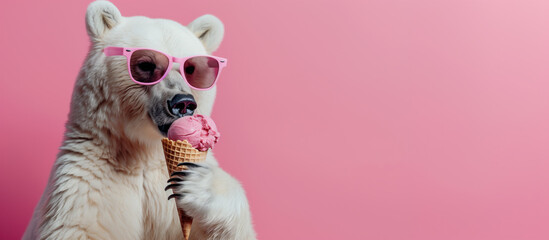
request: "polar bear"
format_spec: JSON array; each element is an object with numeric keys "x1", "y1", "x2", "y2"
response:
[{"x1": 23, "y1": 1, "x2": 256, "y2": 239}]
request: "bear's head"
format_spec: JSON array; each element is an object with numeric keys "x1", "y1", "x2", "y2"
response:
[{"x1": 68, "y1": 1, "x2": 224, "y2": 149}]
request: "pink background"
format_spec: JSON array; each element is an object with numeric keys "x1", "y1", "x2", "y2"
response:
[{"x1": 1, "y1": 0, "x2": 549, "y2": 239}]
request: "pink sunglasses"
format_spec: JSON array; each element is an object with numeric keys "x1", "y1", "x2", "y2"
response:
[{"x1": 104, "y1": 47, "x2": 227, "y2": 90}]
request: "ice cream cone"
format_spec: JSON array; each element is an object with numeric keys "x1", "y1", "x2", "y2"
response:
[{"x1": 161, "y1": 138, "x2": 207, "y2": 240}]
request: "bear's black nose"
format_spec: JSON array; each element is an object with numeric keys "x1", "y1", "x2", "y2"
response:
[{"x1": 167, "y1": 94, "x2": 197, "y2": 117}]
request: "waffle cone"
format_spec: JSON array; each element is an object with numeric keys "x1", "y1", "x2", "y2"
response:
[{"x1": 161, "y1": 138, "x2": 207, "y2": 240}]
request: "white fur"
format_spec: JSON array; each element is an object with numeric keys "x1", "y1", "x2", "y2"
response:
[{"x1": 23, "y1": 1, "x2": 256, "y2": 239}]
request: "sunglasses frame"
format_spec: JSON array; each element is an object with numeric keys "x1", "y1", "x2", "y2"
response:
[{"x1": 104, "y1": 46, "x2": 227, "y2": 90}]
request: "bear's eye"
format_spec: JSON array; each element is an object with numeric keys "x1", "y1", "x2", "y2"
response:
[
  {"x1": 138, "y1": 61, "x2": 156, "y2": 72},
  {"x1": 129, "y1": 49, "x2": 170, "y2": 84},
  {"x1": 184, "y1": 65, "x2": 195, "y2": 75}
]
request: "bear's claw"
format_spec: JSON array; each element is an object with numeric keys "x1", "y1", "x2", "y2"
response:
[
  {"x1": 168, "y1": 193, "x2": 183, "y2": 200},
  {"x1": 167, "y1": 177, "x2": 184, "y2": 183},
  {"x1": 165, "y1": 183, "x2": 183, "y2": 191},
  {"x1": 170, "y1": 171, "x2": 190, "y2": 177},
  {"x1": 177, "y1": 162, "x2": 204, "y2": 168}
]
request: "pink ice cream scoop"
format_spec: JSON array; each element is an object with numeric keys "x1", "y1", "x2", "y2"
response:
[{"x1": 167, "y1": 115, "x2": 220, "y2": 151}]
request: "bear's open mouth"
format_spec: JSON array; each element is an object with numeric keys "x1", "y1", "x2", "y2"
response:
[
  {"x1": 158, "y1": 122, "x2": 174, "y2": 136},
  {"x1": 151, "y1": 94, "x2": 197, "y2": 136}
]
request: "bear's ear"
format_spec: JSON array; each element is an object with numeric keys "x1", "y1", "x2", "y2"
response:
[
  {"x1": 85, "y1": 1, "x2": 122, "y2": 40},
  {"x1": 188, "y1": 15, "x2": 224, "y2": 53}
]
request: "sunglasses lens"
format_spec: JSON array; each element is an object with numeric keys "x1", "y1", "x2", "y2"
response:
[
  {"x1": 183, "y1": 56, "x2": 220, "y2": 89},
  {"x1": 129, "y1": 49, "x2": 169, "y2": 84}
]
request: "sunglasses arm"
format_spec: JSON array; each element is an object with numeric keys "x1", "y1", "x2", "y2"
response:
[{"x1": 104, "y1": 46, "x2": 125, "y2": 56}]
